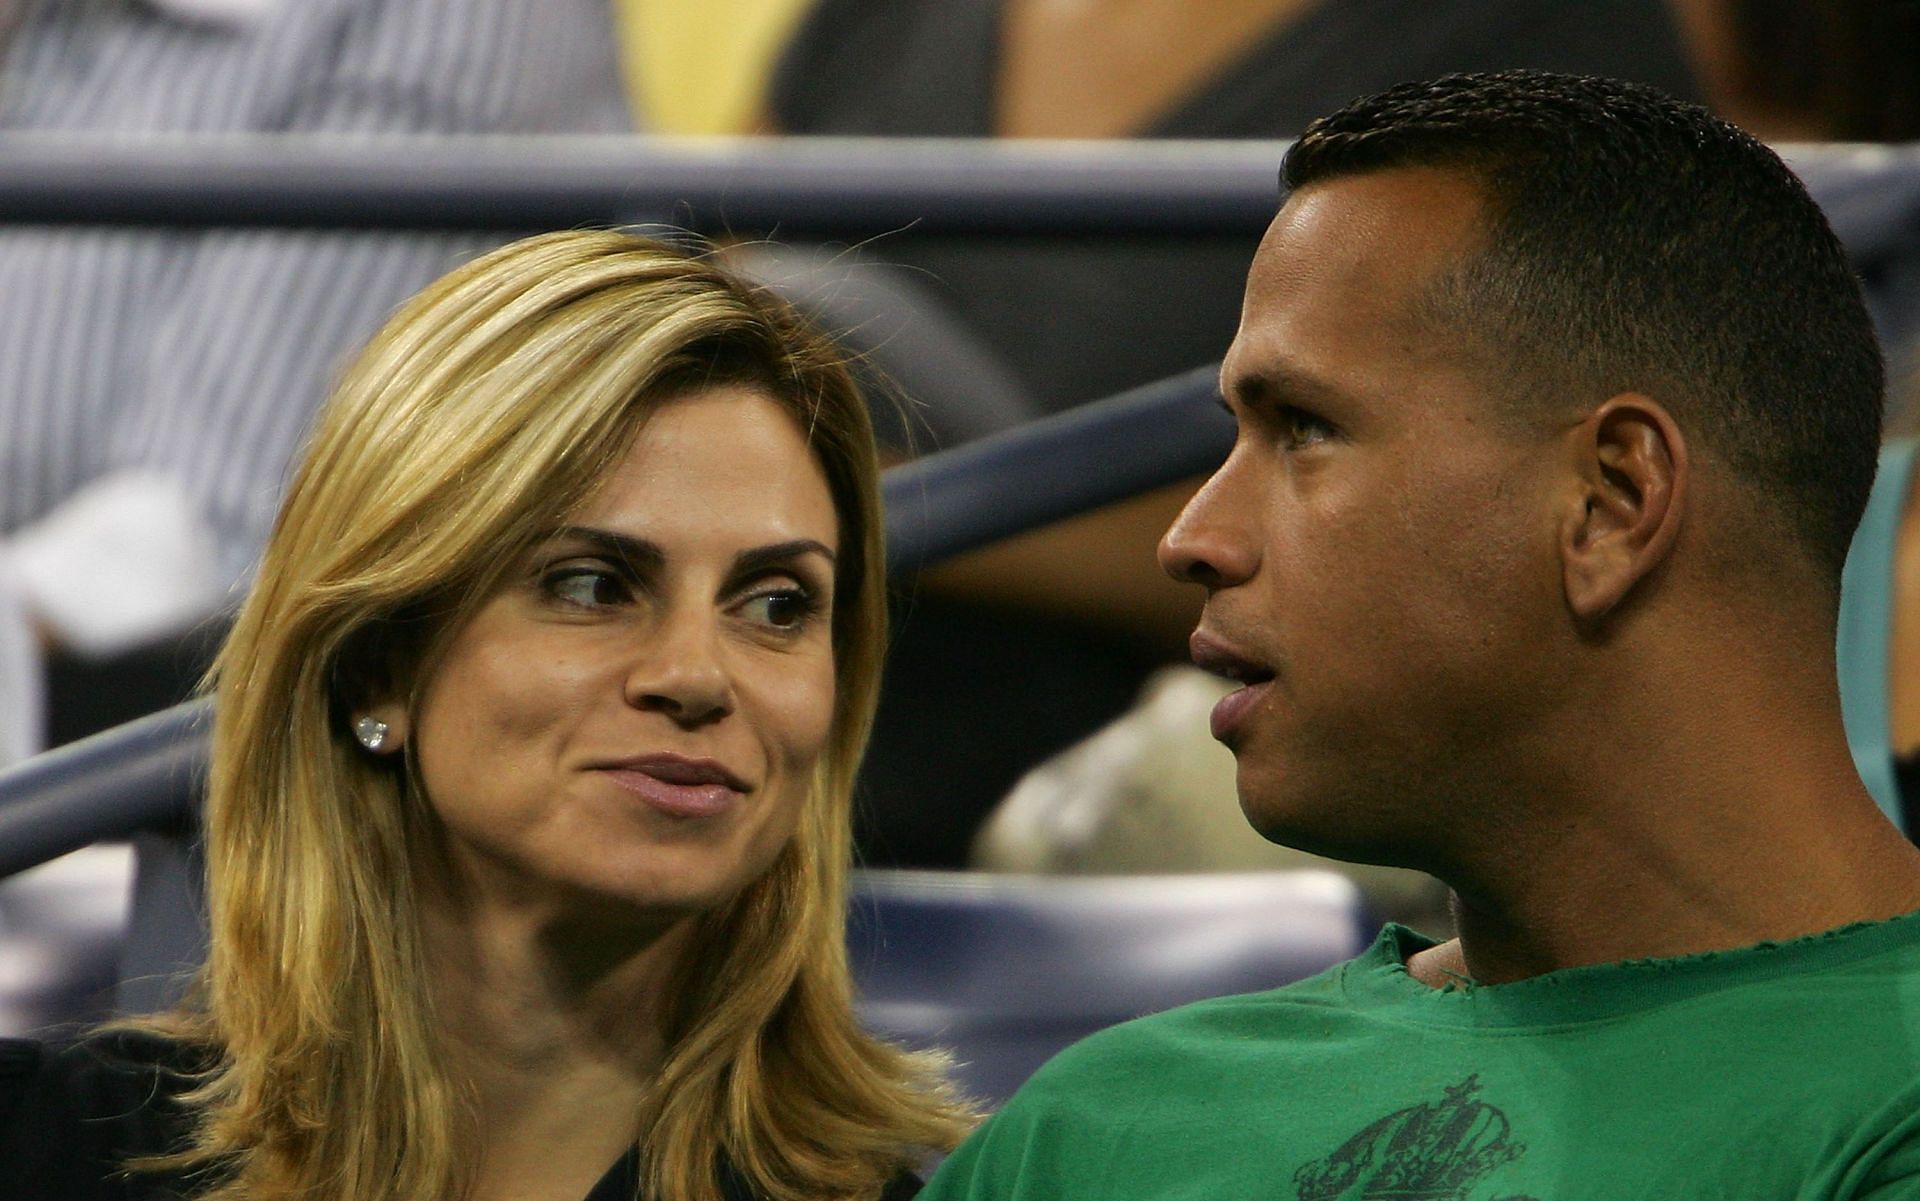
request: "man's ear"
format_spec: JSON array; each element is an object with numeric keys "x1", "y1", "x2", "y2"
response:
[{"x1": 1559, "y1": 394, "x2": 1688, "y2": 623}]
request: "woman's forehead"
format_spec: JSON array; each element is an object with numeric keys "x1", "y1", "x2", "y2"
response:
[{"x1": 574, "y1": 386, "x2": 840, "y2": 555}]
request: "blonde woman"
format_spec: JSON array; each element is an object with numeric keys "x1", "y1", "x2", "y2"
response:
[{"x1": 0, "y1": 230, "x2": 973, "y2": 1201}]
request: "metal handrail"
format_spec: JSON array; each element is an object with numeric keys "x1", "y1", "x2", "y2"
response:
[
  {"x1": 0, "y1": 134, "x2": 1914, "y2": 870},
  {"x1": 0, "y1": 133, "x2": 1286, "y2": 233},
  {"x1": 0, "y1": 366, "x2": 1232, "y2": 872},
  {"x1": 0, "y1": 134, "x2": 1905, "y2": 237}
]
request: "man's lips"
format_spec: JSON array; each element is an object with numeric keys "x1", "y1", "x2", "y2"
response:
[
  {"x1": 594, "y1": 753, "x2": 751, "y2": 818},
  {"x1": 1188, "y1": 629, "x2": 1276, "y2": 743},
  {"x1": 1207, "y1": 682, "x2": 1274, "y2": 743}
]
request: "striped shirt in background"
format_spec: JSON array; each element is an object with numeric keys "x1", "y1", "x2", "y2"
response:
[
  {"x1": 0, "y1": 0, "x2": 633, "y2": 658},
  {"x1": 0, "y1": 0, "x2": 634, "y2": 1033}
]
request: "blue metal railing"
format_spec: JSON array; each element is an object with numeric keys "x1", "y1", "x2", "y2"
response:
[
  {"x1": 0, "y1": 135, "x2": 1915, "y2": 876},
  {"x1": 0, "y1": 133, "x2": 1284, "y2": 234},
  {"x1": 0, "y1": 365, "x2": 1232, "y2": 873},
  {"x1": 0, "y1": 133, "x2": 1902, "y2": 238}
]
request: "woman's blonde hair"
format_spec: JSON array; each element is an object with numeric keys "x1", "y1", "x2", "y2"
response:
[{"x1": 139, "y1": 230, "x2": 972, "y2": 1200}]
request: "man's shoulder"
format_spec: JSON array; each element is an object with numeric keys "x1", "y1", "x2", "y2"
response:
[
  {"x1": 916, "y1": 962, "x2": 1369, "y2": 1201},
  {"x1": 921, "y1": 915, "x2": 1920, "y2": 1201},
  {"x1": 1012, "y1": 954, "x2": 1356, "y2": 1102}
]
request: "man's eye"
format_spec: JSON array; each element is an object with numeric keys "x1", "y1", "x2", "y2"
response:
[
  {"x1": 545, "y1": 568, "x2": 632, "y2": 608},
  {"x1": 737, "y1": 587, "x2": 819, "y2": 631},
  {"x1": 1276, "y1": 406, "x2": 1333, "y2": 449}
]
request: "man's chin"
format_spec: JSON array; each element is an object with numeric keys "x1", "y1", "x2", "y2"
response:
[{"x1": 1239, "y1": 790, "x2": 1429, "y2": 872}]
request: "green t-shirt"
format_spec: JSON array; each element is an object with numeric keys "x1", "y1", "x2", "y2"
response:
[{"x1": 920, "y1": 914, "x2": 1920, "y2": 1199}]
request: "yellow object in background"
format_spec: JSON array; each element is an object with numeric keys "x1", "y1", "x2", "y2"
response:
[{"x1": 614, "y1": 0, "x2": 815, "y2": 134}]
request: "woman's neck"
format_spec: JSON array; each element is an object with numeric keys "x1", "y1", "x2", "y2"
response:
[{"x1": 422, "y1": 885, "x2": 694, "y2": 1201}]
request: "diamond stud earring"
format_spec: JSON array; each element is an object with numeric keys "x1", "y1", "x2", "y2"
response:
[{"x1": 353, "y1": 715, "x2": 391, "y2": 752}]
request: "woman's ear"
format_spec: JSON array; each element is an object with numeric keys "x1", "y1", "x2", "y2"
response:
[
  {"x1": 336, "y1": 616, "x2": 421, "y2": 755},
  {"x1": 1559, "y1": 393, "x2": 1689, "y2": 623}
]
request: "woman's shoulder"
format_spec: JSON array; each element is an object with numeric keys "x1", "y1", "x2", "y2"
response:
[{"x1": 0, "y1": 1029, "x2": 211, "y2": 1199}]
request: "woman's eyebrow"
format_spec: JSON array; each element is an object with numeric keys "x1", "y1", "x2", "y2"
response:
[
  {"x1": 733, "y1": 540, "x2": 837, "y2": 576},
  {"x1": 546, "y1": 528, "x2": 835, "y2": 576},
  {"x1": 545, "y1": 526, "x2": 665, "y2": 570}
]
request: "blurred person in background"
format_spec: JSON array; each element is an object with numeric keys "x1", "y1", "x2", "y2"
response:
[
  {"x1": 0, "y1": 230, "x2": 973, "y2": 1201},
  {"x1": 1670, "y1": 0, "x2": 1920, "y2": 141},
  {"x1": 769, "y1": 0, "x2": 1700, "y2": 411},
  {"x1": 615, "y1": 0, "x2": 813, "y2": 136},
  {"x1": 0, "y1": 0, "x2": 632, "y2": 1049},
  {"x1": 759, "y1": 0, "x2": 1705, "y2": 868},
  {"x1": 922, "y1": 69, "x2": 1920, "y2": 1199},
  {"x1": 1668, "y1": 0, "x2": 1920, "y2": 839},
  {"x1": 980, "y1": 0, "x2": 1920, "y2": 942},
  {"x1": 1671, "y1": 0, "x2": 1920, "y2": 406},
  {"x1": 0, "y1": 0, "x2": 632, "y2": 766}
]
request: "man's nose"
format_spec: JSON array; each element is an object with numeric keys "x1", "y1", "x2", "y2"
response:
[
  {"x1": 623, "y1": 603, "x2": 734, "y2": 727},
  {"x1": 1158, "y1": 466, "x2": 1259, "y2": 590}
]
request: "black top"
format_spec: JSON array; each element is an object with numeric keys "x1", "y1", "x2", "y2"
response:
[
  {"x1": 774, "y1": 0, "x2": 1701, "y2": 140},
  {"x1": 0, "y1": 1034, "x2": 206, "y2": 1201},
  {"x1": 0, "y1": 1034, "x2": 923, "y2": 1201},
  {"x1": 769, "y1": 0, "x2": 1702, "y2": 411}
]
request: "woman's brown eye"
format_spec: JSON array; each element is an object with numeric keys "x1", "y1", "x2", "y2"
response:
[
  {"x1": 740, "y1": 588, "x2": 817, "y2": 629},
  {"x1": 548, "y1": 569, "x2": 629, "y2": 608}
]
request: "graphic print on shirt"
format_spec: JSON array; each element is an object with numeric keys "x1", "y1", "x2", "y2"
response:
[{"x1": 1292, "y1": 1075, "x2": 1539, "y2": 1201}]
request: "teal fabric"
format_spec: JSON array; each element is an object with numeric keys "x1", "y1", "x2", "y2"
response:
[{"x1": 1839, "y1": 441, "x2": 1919, "y2": 830}]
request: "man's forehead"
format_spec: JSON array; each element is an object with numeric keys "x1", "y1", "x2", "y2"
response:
[
  {"x1": 1248, "y1": 168, "x2": 1488, "y2": 297},
  {"x1": 1220, "y1": 169, "x2": 1503, "y2": 416},
  {"x1": 1232, "y1": 171, "x2": 1488, "y2": 357}
]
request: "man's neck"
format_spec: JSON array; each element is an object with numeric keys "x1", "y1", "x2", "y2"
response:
[{"x1": 1406, "y1": 708, "x2": 1920, "y2": 988}]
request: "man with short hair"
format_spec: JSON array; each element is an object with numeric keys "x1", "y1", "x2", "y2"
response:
[{"x1": 917, "y1": 70, "x2": 1920, "y2": 1198}]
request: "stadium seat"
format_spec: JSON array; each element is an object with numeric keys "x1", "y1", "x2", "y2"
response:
[
  {"x1": 104, "y1": 831, "x2": 1372, "y2": 1107},
  {"x1": 847, "y1": 868, "x2": 1370, "y2": 1104},
  {"x1": 95, "y1": 832, "x2": 1370, "y2": 1110}
]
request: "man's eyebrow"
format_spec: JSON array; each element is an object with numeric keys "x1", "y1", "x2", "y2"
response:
[{"x1": 1221, "y1": 360, "x2": 1354, "y2": 411}]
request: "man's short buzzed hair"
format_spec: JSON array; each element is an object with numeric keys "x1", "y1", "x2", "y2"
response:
[{"x1": 1283, "y1": 69, "x2": 1883, "y2": 588}]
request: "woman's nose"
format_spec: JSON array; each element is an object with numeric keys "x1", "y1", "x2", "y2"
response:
[{"x1": 623, "y1": 605, "x2": 734, "y2": 727}]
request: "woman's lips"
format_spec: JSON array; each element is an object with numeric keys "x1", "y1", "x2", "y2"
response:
[
  {"x1": 598, "y1": 755, "x2": 748, "y2": 818},
  {"x1": 1210, "y1": 679, "x2": 1274, "y2": 743}
]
